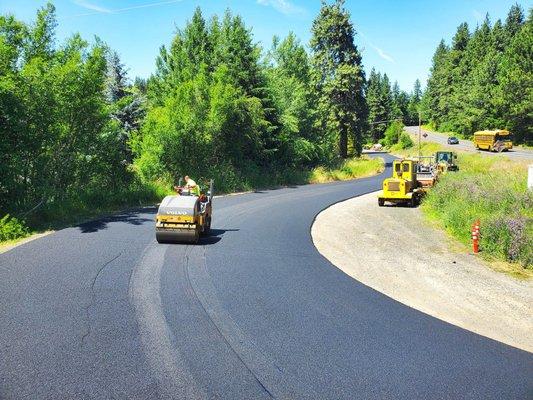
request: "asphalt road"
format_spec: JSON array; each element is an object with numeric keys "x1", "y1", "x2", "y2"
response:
[
  {"x1": 1, "y1": 154, "x2": 532, "y2": 399},
  {"x1": 404, "y1": 126, "x2": 533, "y2": 161}
]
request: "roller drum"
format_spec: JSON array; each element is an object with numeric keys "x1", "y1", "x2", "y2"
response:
[{"x1": 156, "y1": 227, "x2": 199, "y2": 244}]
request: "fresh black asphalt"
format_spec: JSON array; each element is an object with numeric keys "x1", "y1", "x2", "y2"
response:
[{"x1": 1, "y1": 154, "x2": 532, "y2": 399}]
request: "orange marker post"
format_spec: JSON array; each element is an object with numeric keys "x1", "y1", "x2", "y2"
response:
[{"x1": 472, "y1": 220, "x2": 480, "y2": 254}]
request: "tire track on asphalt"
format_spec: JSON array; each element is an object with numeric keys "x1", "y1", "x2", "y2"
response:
[
  {"x1": 129, "y1": 241, "x2": 205, "y2": 399},
  {"x1": 182, "y1": 206, "x2": 319, "y2": 400}
]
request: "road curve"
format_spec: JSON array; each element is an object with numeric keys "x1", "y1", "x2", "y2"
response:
[
  {"x1": 1, "y1": 154, "x2": 532, "y2": 399},
  {"x1": 405, "y1": 126, "x2": 533, "y2": 161}
]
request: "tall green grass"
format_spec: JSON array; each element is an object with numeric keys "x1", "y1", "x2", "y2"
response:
[
  {"x1": 309, "y1": 157, "x2": 384, "y2": 183},
  {"x1": 0, "y1": 180, "x2": 172, "y2": 243},
  {"x1": 422, "y1": 155, "x2": 532, "y2": 268},
  {"x1": 23, "y1": 180, "x2": 172, "y2": 230}
]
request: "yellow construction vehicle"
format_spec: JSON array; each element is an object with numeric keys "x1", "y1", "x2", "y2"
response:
[
  {"x1": 378, "y1": 159, "x2": 426, "y2": 207},
  {"x1": 435, "y1": 151, "x2": 458, "y2": 173},
  {"x1": 155, "y1": 180, "x2": 213, "y2": 244}
]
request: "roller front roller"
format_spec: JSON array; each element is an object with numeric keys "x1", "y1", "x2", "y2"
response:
[{"x1": 156, "y1": 227, "x2": 200, "y2": 244}]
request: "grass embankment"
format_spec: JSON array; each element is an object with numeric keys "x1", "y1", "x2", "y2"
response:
[
  {"x1": 395, "y1": 138, "x2": 532, "y2": 273},
  {"x1": 393, "y1": 138, "x2": 532, "y2": 275},
  {"x1": 391, "y1": 140, "x2": 444, "y2": 158},
  {"x1": 422, "y1": 155, "x2": 532, "y2": 274},
  {"x1": 1, "y1": 157, "x2": 384, "y2": 246},
  {"x1": 309, "y1": 156, "x2": 384, "y2": 184},
  {"x1": 394, "y1": 137, "x2": 533, "y2": 277}
]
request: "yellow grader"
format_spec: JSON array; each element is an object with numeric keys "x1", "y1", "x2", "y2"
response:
[
  {"x1": 377, "y1": 158, "x2": 439, "y2": 207},
  {"x1": 378, "y1": 152, "x2": 458, "y2": 207},
  {"x1": 155, "y1": 180, "x2": 214, "y2": 244},
  {"x1": 378, "y1": 159, "x2": 425, "y2": 207}
]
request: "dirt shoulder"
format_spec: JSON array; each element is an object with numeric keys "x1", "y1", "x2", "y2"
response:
[{"x1": 311, "y1": 191, "x2": 533, "y2": 352}]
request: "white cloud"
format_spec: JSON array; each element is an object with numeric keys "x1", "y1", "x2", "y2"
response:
[
  {"x1": 74, "y1": 0, "x2": 112, "y2": 14},
  {"x1": 257, "y1": 0, "x2": 305, "y2": 16},
  {"x1": 69, "y1": 0, "x2": 182, "y2": 18},
  {"x1": 372, "y1": 44, "x2": 395, "y2": 63},
  {"x1": 358, "y1": 31, "x2": 395, "y2": 63}
]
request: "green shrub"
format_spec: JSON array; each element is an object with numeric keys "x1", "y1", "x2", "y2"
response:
[
  {"x1": 0, "y1": 214, "x2": 29, "y2": 242},
  {"x1": 398, "y1": 132, "x2": 414, "y2": 149},
  {"x1": 391, "y1": 133, "x2": 414, "y2": 151},
  {"x1": 382, "y1": 121, "x2": 405, "y2": 147}
]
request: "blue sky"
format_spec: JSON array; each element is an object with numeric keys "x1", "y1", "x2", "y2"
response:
[{"x1": 1, "y1": 0, "x2": 530, "y2": 91}]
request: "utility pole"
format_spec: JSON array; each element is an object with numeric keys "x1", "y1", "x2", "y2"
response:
[{"x1": 418, "y1": 112, "x2": 422, "y2": 158}]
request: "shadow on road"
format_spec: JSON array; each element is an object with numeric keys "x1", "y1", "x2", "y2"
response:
[
  {"x1": 198, "y1": 228, "x2": 239, "y2": 245},
  {"x1": 78, "y1": 210, "x2": 155, "y2": 233},
  {"x1": 252, "y1": 185, "x2": 299, "y2": 194}
]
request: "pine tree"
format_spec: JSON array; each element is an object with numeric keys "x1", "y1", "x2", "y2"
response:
[
  {"x1": 424, "y1": 40, "x2": 449, "y2": 127},
  {"x1": 407, "y1": 79, "x2": 422, "y2": 124},
  {"x1": 445, "y1": 22, "x2": 470, "y2": 132},
  {"x1": 422, "y1": 4, "x2": 530, "y2": 142},
  {"x1": 380, "y1": 73, "x2": 393, "y2": 120},
  {"x1": 183, "y1": 7, "x2": 211, "y2": 74},
  {"x1": 106, "y1": 53, "x2": 145, "y2": 169},
  {"x1": 265, "y1": 33, "x2": 318, "y2": 166},
  {"x1": 505, "y1": 4, "x2": 525, "y2": 37},
  {"x1": 366, "y1": 69, "x2": 393, "y2": 142},
  {"x1": 310, "y1": 0, "x2": 366, "y2": 157}
]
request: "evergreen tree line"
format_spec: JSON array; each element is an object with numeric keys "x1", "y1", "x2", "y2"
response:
[
  {"x1": 0, "y1": 0, "x2": 422, "y2": 217},
  {"x1": 366, "y1": 70, "x2": 421, "y2": 143},
  {"x1": 421, "y1": 4, "x2": 532, "y2": 144}
]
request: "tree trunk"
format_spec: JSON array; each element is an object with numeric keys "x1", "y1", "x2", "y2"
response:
[{"x1": 339, "y1": 129, "x2": 348, "y2": 158}]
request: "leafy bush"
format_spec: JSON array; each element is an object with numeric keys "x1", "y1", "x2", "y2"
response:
[
  {"x1": 398, "y1": 133, "x2": 414, "y2": 149},
  {"x1": 390, "y1": 133, "x2": 414, "y2": 151},
  {"x1": 381, "y1": 121, "x2": 405, "y2": 147},
  {"x1": 0, "y1": 214, "x2": 29, "y2": 242}
]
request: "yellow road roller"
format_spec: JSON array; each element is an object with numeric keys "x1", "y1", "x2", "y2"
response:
[{"x1": 155, "y1": 180, "x2": 213, "y2": 244}]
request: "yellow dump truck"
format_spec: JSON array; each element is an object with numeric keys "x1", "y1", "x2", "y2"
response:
[
  {"x1": 378, "y1": 159, "x2": 426, "y2": 207},
  {"x1": 473, "y1": 130, "x2": 513, "y2": 152}
]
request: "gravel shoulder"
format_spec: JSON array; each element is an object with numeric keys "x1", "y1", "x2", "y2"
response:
[{"x1": 311, "y1": 191, "x2": 533, "y2": 353}]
